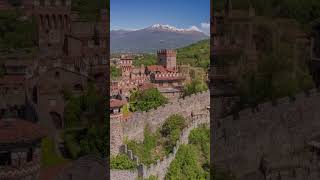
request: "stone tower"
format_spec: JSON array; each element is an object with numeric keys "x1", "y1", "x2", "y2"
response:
[
  {"x1": 32, "y1": 0, "x2": 72, "y2": 56},
  {"x1": 157, "y1": 49, "x2": 177, "y2": 69}
]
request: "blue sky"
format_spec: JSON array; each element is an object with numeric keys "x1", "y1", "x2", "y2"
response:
[{"x1": 111, "y1": 0, "x2": 210, "y2": 34}]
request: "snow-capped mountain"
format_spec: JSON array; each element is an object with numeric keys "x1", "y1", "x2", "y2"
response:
[
  {"x1": 111, "y1": 24, "x2": 208, "y2": 53},
  {"x1": 145, "y1": 24, "x2": 201, "y2": 32}
]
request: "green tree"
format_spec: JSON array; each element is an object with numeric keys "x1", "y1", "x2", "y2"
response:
[
  {"x1": 182, "y1": 79, "x2": 208, "y2": 97},
  {"x1": 130, "y1": 88, "x2": 168, "y2": 112},
  {"x1": 111, "y1": 154, "x2": 136, "y2": 170},
  {"x1": 161, "y1": 114, "x2": 186, "y2": 153},
  {"x1": 111, "y1": 65, "x2": 121, "y2": 80},
  {"x1": 166, "y1": 145, "x2": 206, "y2": 180}
]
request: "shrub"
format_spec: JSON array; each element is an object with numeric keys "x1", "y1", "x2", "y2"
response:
[{"x1": 110, "y1": 154, "x2": 136, "y2": 170}]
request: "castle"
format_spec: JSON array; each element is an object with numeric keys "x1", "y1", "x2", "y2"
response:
[
  {"x1": 110, "y1": 49, "x2": 186, "y2": 100},
  {"x1": 0, "y1": 1, "x2": 109, "y2": 179},
  {"x1": 211, "y1": 1, "x2": 320, "y2": 179}
]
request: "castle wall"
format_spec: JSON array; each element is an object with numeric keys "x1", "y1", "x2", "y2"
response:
[
  {"x1": 121, "y1": 91, "x2": 210, "y2": 141},
  {"x1": 111, "y1": 113, "x2": 209, "y2": 180},
  {"x1": 213, "y1": 89, "x2": 320, "y2": 179}
]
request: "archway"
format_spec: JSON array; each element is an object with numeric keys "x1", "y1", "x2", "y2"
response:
[{"x1": 50, "y1": 111, "x2": 63, "y2": 129}]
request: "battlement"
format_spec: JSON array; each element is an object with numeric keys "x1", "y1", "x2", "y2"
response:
[
  {"x1": 157, "y1": 49, "x2": 177, "y2": 56},
  {"x1": 34, "y1": 0, "x2": 71, "y2": 7},
  {"x1": 228, "y1": 89, "x2": 319, "y2": 120},
  {"x1": 118, "y1": 91, "x2": 209, "y2": 141}
]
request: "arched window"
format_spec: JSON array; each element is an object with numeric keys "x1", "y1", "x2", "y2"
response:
[
  {"x1": 55, "y1": 71, "x2": 60, "y2": 79},
  {"x1": 27, "y1": 148, "x2": 33, "y2": 162},
  {"x1": 50, "y1": 112, "x2": 63, "y2": 129},
  {"x1": 32, "y1": 86, "x2": 38, "y2": 104},
  {"x1": 52, "y1": 15, "x2": 57, "y2": 29},
  {"x1": 0, "y1": 151, "x2": 11, "y2": 166}
]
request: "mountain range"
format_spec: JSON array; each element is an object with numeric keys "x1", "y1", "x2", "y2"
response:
[{"x1": 111, "y1": 24, "x2": 209, "y2": 53}]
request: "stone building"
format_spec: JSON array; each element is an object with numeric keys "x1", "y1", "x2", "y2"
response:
[
  {"x1": 0, "y1": 118, "x2": 47, "y2": 180},
  {"x1": 26, "y1": 66, "x2": 90, "y2": 129},
  {"x1": 157, "y1": 49, "x2": 177, "y2": 70}
]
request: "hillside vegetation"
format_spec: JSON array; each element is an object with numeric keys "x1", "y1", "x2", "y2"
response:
[
  {"x1": 128, "y1": 39, "x2": 210, "y2": 69},
  {"x1": 0, "y1": 10, "x2": 37, "y2": 56},
  {"x1": 215, "y1": 0, "x2": 320, "y2": 30},
  {"x1": 177, "y1": 39, "x2": 210, "y2": 69},
  {"x1": 72, "y1": 0, "x2": 108, "y2": 21}
]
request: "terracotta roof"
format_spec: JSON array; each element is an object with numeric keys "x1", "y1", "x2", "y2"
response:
[
  {"x1": 0, "y1": 119, "x2": 47, "y2": 144},
  {"x1": 147, "y1": 65, "x2": 166, "y2": 73},
  {"x1": 110, "y1": 99, "x2": 126, "y2": 108}
]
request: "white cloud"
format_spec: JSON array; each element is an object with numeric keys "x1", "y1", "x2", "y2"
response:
[
  {"x1": 200, "y1": 22, "x2": 210, "y2": 35},
  {"x1": 187, "y1": 22, "x2": 210, "y2": 35}
]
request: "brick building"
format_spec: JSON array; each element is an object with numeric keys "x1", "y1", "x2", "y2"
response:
[{"x1": 0, "y1": 118, "x2": 47, "y2": 180}]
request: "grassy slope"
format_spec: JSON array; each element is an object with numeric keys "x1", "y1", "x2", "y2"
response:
[{"x1": 177, "y1": 39, "x2": 210, "y2": 69}]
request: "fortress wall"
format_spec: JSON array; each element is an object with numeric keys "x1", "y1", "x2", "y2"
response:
[
  {"x1": 110, "y1": 170, "x2": 138, "y2": 180},
  {"x1": 121, "y1": 91, "x2": 210, "y2": 141},
  {"x1": 213, "y1": 89, "x2": 320, "y2": 178},
  {"x1": 111, "y1": 113, "x2": 209, "y2": 180}
]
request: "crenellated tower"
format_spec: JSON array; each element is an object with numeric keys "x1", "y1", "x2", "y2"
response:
[
  {"x1": 157, "y1": 49, "x2": 177, "y2": 70},
  {"x1": 32, "y1": 0, "x2": 72, "y2": 56}
]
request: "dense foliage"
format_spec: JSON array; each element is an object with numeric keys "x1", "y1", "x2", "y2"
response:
[
  {"x1": 111, "y1": 65, "x2": 121, "y2": 80},
  {"x1": 41, "y1": 137, "x2": 67, "y2": 167},
  {"x1": 183, "y1": 79, "x2": 208, "y2": 97},
  {"x1": 0, "y1": 10, "x2": 37, "y2": 55},
  {"x1": 236, "y1": 42, "x2": 314, "y2": 109},
  {"x1": 160, "y1": 114, "x2": 186, "y2": 153},
  {"x1": 166, "y1": 125, "x2": 210, "y2": 180},
  {"x1": 72, "y1": 0, "x2": 108, "y2": 21},
  {"x1": 166, "y1": 145, "x2": 207, "y2": 180},
  {"x1": 63, "y1": 84, "x2": 108, "y2": 159},
  {"x1": 127, "y1": 126, "x2": 162, "y2": 165},
  {"x1": 177, "y1": 39, "x2": 209, "y2": 69},
  {"x1": 126, "y1": 115, "x2": 186, "y2": 165},
  {"x1": 215, "y1": 0, "x2": 320, "y2": 30},
  {"x1": 133, "y1": 54, "x2": 157, "y2": 66},
  {"x1": 110, "y1": 154, "x2": 136, "y2": 170},
  {"x1": 129, "y1": 88, "x2": 168, "y2": 112},
  {"x1": 63, "y1": 123, "x2": 108, "y2": 159}
]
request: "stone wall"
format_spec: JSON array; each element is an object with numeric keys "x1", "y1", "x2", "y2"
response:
[
  {"x1": 110, "y1": 91, "x2": 209, "y2": 156},
  {"x1": 110, "y1": 170, "x2": 138, "y2": 180},
  {"x1": 213, "y1": 89, "x2": 320, "y2": 179},
  {"x1": 111, "y1": 113, "x2": 209, "y2": 180},
  {"x1": 122, "y1": 91, "x2": 209, "y2": 141}
]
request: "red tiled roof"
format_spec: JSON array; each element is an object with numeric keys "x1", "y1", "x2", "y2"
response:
[
  {"x1": 110, "y1": 99, "x2": 126, "y2": 108},
  {"x1": 147, "y1": 65, "x2": 166, "y2": 73},
  {"x1": 0, "y1": 119, "x2": 47, "y2": 144}
]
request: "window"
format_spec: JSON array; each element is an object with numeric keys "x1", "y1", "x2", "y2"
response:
[
  {"x1": 27, "y1": 148, "x2": 33, "y2": 162},
  {"x1": 32, "y1": 87, "x2": 38, "y2": 104},
  {"x1": 0, "y1": 151, "x2": 11, "y2": 166},
  {"x1": 55, "y1": 71, "x2": 60, "y2": 79}
]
